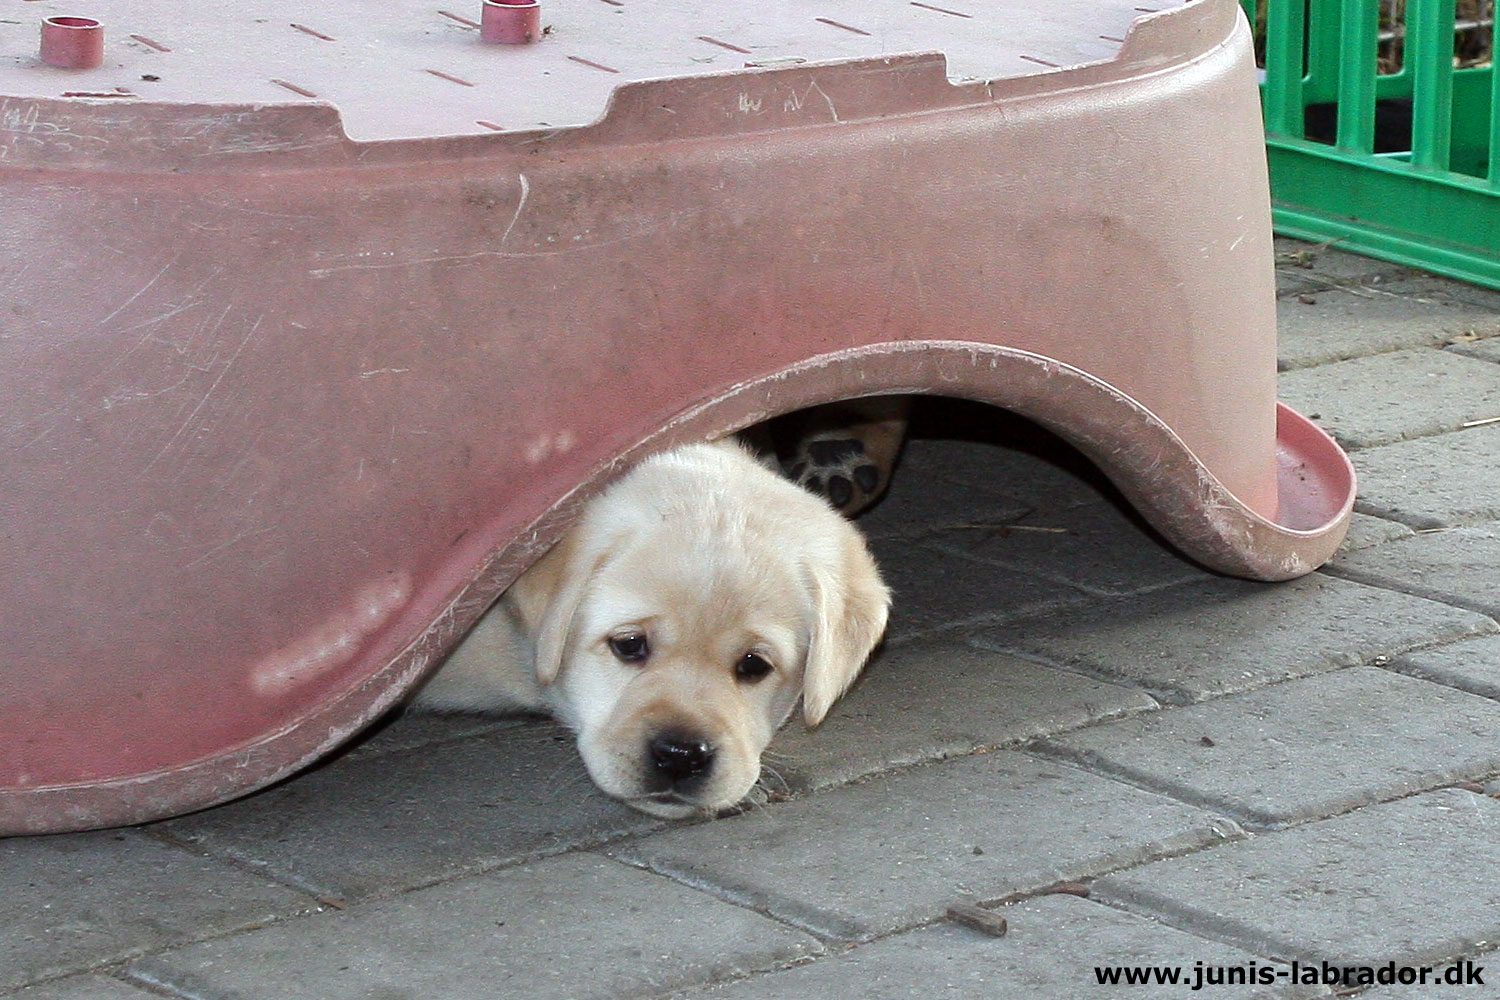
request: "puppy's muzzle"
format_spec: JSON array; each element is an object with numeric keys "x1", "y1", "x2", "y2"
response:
[{"x1": 646, "y1": 729, "x2": 715, "y2": 792}]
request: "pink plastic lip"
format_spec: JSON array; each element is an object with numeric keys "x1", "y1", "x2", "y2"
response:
[
  {"x1": 480, "y1": 0, "x2": 541, "y2": 44},
  {"x1": 40, "y1": 16, "x2": 104, "y2": 70},
  {"x1": 1273, "y1": 401, "x2": 1357, "y2": 535}
]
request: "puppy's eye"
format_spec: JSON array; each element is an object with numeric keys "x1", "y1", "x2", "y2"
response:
[
  {"x1": 735, "y1": 652, "x2": 774, "y2": 683},
  {"x1": 609, "y1": 632, "x2": 650, "y2": 663}
]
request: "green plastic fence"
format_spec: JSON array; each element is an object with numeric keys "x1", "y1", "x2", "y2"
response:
[{"x1": 1242, "y1": 0, "x2": 1500, "y2": 288}]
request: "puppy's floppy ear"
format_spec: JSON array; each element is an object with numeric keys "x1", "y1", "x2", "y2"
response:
[
  {"x1": 508, "y1": 529, "x2": 618, "y2": 686},
  {"x1": 801, "y1": 530, "x2": 891, "y2": 726}
]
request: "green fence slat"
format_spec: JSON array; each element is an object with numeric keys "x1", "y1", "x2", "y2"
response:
[
  {"x1": 1305, "y1": 0, "x2": 1341, "y2": 101},
  {"x1": 1269, "y1": 136, "x2": 1500, "y2": 286},
  {"x1": 1254, "y1": 0, "x2": 1498, "y2": 286},
  {"x1": 1407, "y1": 0, "x2": 1456, "y2": 171},
  {"x1": 1490, "y1": 61, "x2": 1500, "y2": 185},
  {"x1": 1264, "y1": 0, "x2": 1307, "y2": 136},
  {"x1": 1334, "y1": 0, "x2": 1376, "y2": 152}
]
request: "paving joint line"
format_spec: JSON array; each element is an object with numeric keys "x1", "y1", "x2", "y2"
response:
[
  {"x1": 1094, "y1": 850, "x2": 1500, "y2": 975},
  {"x1": 147, "y1": 811, "x2": 681, "y2": 915},
  {"x1": 1349, "y1": 500, "x2": 1453, "y2": 533},
  {"x1": 1023, "y1": 724, "x2": 1500, "y2": 835},
  {"x1": 882, "y1": 593, "x2": 1095, "y2": 646},
  {"x1": 598, "y1": 847, "x2": 865, "y2": 944},
  {"x1": 336, "y1": 716, "x2": 532, "y2": 763},
  {"x1": 109, "y1": 967, "x2": 200, "y2": 1000},
  {"x1": 966, "y1": 628, "x2": 1341, "y2": 709},
  {"x1": 919, "y1": 538, "x2": 1198, "y2": 601},
  {"x1": 140, "y1": 824, "x2": 340, "y2": 908},
  {"x1": 1319, "y1": 563, "x2": 1500, "y2": 624}
]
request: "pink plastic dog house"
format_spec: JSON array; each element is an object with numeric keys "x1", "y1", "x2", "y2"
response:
[{"x1": 0, "y1": 0, "x2": 1354, "y2": 834}]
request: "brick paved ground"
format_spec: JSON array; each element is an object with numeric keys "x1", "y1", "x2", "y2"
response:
[{"x1": 5, "y1": 240, "x2": 1500, "y2": 999}]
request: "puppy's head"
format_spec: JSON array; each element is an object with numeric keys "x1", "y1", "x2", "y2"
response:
[{"x1": 512, "y1": 440, "x2": 889, "y2": 818}]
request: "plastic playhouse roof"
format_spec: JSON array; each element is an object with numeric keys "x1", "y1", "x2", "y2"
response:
[{"x1": 2, "y1": 0, "x2": 1185, "y2": 140}]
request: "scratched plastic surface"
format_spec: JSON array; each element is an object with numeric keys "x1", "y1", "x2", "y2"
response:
[
  {"x1": 0, "y1": 0, "x2": 1352, "y2": 833},
  {"x1": 0, "y1": 0, "x2": 1184, "y2": 139}
]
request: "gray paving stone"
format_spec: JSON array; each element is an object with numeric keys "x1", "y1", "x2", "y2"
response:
[
  {"x1": 1332, "y1": 523, "x2": 1500, "y2": 619},
  {"x1": 1275, "y1": 247, "x2": 1499, "y2": 311},
  {"x1": 0, "y1": 976, "x2": 159, "y2": 1000},
  {"x1": 1357, "y1": 969, "x2": 1496, "y2": 998},
  {"x1": 158, "y1": 720, "x2": 663, "y2": 902},
  {"x1": 664, "y1": 894, "x2": 1326, "y2": 1000},
  {"x1": 1275, "y1": 348, "x2": 1500, "y2": 451},
  {"x1": 1351, "y1": 423, "x2": 1500, "y2": 529},
  {"x1": 1417, "y1": 281, "x2": 1500, "y2": 314},
  {"x1": 1448, "y1": 333, "x2": 1500, "y2": 364},
  {"x1": 127, "y1": 852, "x2": 818, "y2": 1000},
  {"x1": 1337, "y1": 513, "x2": 1416, "y2": 554},
  {"x1": 337, "y1": 709, "x2": 529, "y2": 762},
  {"x1": 856, "y1": 445, "x2": 1036, "y2": 543},
  {"x1": 1276, "y1": 278, "x2": 1500, "y2": 371},
  {"x1": 1039, "y1": 666, "x2": 1500, "y2": 829},
  {"x1": 868, "y1": 399, "x2": 1203, "y2": 598},
  {"x1": 1095, "y1": 789, "x2": 1500, "y2": 967},
  {"x1": 883, "y1": 418, "x2": 1114, "y2": 509},
  {"x1": 872, "y1": 538, "x2": 1088, "y2": 643},
  {"x1": 1393, "y1": 634, "x2": 1500, "y2": 702},
  {"x1": 970, "y1": 574, "x2": 1495, "y2": 703},
  {"x1": 768, "y1": 642, "x2": 1158, "y2": 795},
  {"x1": 0, "y1": 829, "x2": 313, "y2": 993},
  {"x1": 609, "y1": 750, "x2": 1240, "y2": 942},
  {"x1": 1274, "y1": 238, "x2": 1416, "y2": 286},
  {"x1": 924, "y1": 494, "x2": 1208, "y2": 597}
]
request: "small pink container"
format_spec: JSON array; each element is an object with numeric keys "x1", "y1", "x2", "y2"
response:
[
  {"x1": 480, "y1": 0, "x2": 541, "y2": 44},
  {"x1": 40, "y1": 16, "x2": 104, "y2": 70}
]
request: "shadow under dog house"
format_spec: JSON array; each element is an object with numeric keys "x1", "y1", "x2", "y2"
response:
[{"x1": 0, "y1": 0, "x2": 1355, "y2": 834}]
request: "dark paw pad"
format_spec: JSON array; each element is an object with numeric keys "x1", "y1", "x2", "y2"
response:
[{"x1": 826, "y1": 475, "x2": 853, "y2": 509}]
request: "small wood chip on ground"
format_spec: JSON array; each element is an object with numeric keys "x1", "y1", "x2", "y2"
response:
[{"x1": 946, "y1": 900, "x2": 1008, "y2": 937}]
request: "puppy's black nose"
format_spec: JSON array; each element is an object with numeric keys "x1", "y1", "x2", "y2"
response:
[{"x1": 648, "y1": 731, "x2": 715, "y2": 785}]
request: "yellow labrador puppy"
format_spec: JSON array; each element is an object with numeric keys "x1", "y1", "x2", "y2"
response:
[{"x1": 415, "y1": 439, "x2": 890, "y2": 818}]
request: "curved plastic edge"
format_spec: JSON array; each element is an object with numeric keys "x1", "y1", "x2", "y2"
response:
[{"x1": 0, "y1": 340, "x2": 1354, "y2": 835}]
